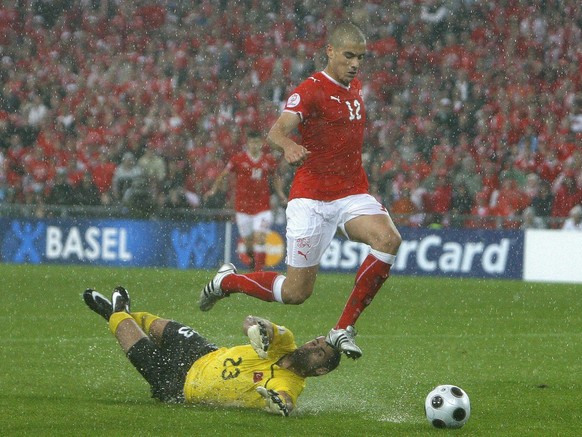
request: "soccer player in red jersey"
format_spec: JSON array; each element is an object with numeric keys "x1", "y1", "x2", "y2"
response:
[
  {"x1": 200, "y1": 22, "x2": 402, "y2": 359},
  {"x1": 205, "y1": 131, "x2": 286, "y2": 271}
]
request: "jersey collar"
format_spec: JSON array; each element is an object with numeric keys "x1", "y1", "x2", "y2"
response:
[
  {"x1": 246, "y1": 150, "x2": 262, "y2": 162},
  {"x1": 320, "y1": 70, "x2": 351, "y2": 90}
]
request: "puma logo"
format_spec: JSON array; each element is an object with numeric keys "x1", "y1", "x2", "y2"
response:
[{"x1": 330, "y1": 95, "x2": 341, "y2": 103}]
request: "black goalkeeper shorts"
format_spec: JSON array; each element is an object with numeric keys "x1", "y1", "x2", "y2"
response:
[{"x1": 127, "y1": 321, "x2": 218, "y2": 403}]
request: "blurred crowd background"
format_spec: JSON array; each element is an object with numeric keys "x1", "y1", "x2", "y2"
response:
[{"x1": 0, "y1": 0, "x2": 581, "y2": 229}]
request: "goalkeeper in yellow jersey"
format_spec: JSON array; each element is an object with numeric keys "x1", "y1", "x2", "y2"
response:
[{"x1": 83, "y1": 286, "x2": 341, "y2": 416}]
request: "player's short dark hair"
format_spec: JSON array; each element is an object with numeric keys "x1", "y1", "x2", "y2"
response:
[
  {"x1": 309, "y1": 345, "x2": 342, "y2": 376},
  {"x1": 328, "y1": 22, "x2": 366, "y2": 48},
  {"x1": 292, "y1": 341, "x2": 342, "y2": 377},
  {"x1": 323, "y1": 348, "x2": 342, "y2": 373}
]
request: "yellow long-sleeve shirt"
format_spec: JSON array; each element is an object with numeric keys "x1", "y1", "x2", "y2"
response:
[{"x1": 183, "y1": 324, "x2": 305, "y2": 409}]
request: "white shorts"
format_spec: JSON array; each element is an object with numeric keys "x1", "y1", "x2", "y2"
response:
[
  {"x1": 285, "y1": 194, "x2": 389, "y2": 267},
  {"x1": 235, "y1": 210, "x2": 273, "y2": 238}
]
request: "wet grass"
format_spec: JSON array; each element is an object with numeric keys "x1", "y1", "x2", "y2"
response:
[{"x1": 1, "y1": 264, "x2": 580, "y2": 436}]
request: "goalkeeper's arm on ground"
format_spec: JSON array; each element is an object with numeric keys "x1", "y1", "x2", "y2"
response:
[
  {"x1": 256, "y1": 386, "x2": 293, "y2": 417},
  {"x1": 243, "y1": 316, "x2": 274, "y2": 358}
]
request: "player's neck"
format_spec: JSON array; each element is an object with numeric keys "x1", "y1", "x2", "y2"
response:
[
  {"x1": 322, "y1": 68, "x2": 350, "y2": 88},
  {"x1": 247, "y1": 150, "x2": 261, "y2": 161},
  {"x1": 277, "y1": 354, "x2": 308, "y2": 377},
  {"x1": 322, "y1": 67, "x2": 339, "y2": 82},
  {"x1": 276, "y1": 355, "x2": 293, "y2": 371}
]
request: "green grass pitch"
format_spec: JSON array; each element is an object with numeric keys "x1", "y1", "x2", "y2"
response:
[{"x1": 1, "y1": 264, "x2": 580, "y2": 436}]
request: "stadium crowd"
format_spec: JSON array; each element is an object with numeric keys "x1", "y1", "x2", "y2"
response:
[{"x1": 0, "y1": 0, "x2": 581, "y2": 229}]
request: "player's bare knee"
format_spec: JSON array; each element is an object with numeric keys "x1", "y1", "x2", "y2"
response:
[
  {"x1": 283, "y1": 293, "x2": 310, "y2": 305},
  {"x1": 282, "y1": 287, "x2": 313, "y2": 305},
  {"x1": 389, "y1": 230, "x2": 402, "y2": 252},
  {"x1": 372, "y1": 230, "x2": 401, "y2": 254}
]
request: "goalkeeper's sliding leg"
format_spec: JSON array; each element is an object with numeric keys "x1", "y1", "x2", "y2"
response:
[{"x1": 85, "y1": 286, "x2": 218, "y2": 403}]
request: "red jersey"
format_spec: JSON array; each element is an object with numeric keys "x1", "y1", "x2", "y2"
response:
[
  {"x1": 283, "y1": 71, "x2": 368, "y2": 201},
  {"x1": 227, "y1": 151, "x2": 278, "y2": 215}
]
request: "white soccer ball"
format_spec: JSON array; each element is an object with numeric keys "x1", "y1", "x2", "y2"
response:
[{"x1": 424, "y1": 385, "x2": 471, "y2": 429}]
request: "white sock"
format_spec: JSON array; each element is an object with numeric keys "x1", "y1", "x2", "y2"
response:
[{"x1": 273, "y1": 275, "x2": 286, "y2": 303}]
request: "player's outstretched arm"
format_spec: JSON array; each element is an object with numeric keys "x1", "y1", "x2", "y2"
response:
[
  {"x1": 267, "y1": 112, "x2": 310, "y2": 166},
  {"x1": 204, "y1": 168, "x2": 229, "y2": 200},
  {"x1": 243, "y1": 316, "x2": 274, "y2": 358},
  {"x1": 256, "y1": 386, "x2": 293, "y2": 417},
  {"x1": 272, "y1": 170, "x2": 288, "y2": 205}
]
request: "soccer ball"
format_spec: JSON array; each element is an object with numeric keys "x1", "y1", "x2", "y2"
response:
[{"x1": 424, "y1": 385, "x2": 471, "y2": 429}]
